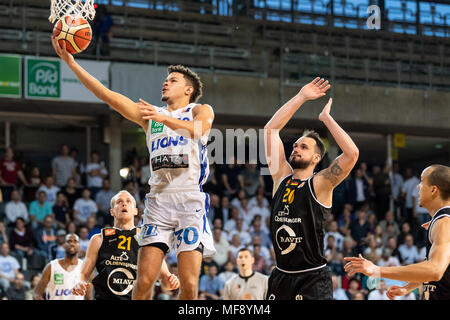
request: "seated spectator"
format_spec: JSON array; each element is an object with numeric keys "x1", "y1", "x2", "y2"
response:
[
  {"x1": 203, "y1": 164, "x2": 223, "y2": 197},
  {"x1": 199, "y1": 264, "x2": 224, "y2": 300},
  {"x1": 5, "y1": 272, "x2": 26, "y2": 300},
  {"x1": 247, "y1": 193, "x2": 271, "y2": 224},
  {"x1": 62, "y1": 177, "x2": 81, "y2": 211},
  {"x1": 29, "y1": 191, "x2": 53, "y2": 231},
  {"x1": 238, "y1": 162, "x2": 263, "y2": 197},
  {"x1": 377, "y1": 248, "x2": 400, "y2": 267},
  {"x1": 398, "y1": 234, "x2": 419, "y2": 265},
  {"x1": 207, "y1": 194, "x2": 221, "y2": 227},
  {"x1": 337, "y1": 203, "x2": 354, "y2": 236},
  {"x1": 224, "y1": 206, "x2": 240, "y2": 234},
  {"x1": 0, "y1": 222, "x2": 7, "y2": 244},
  {"x1": 200, "y1": 256, "x2": 219, "y2": 277},
  {"x1": 73, "y1": 188, "x2": 98, "y2": 225},
  {"x1": 373, "y1": 225, "x2": 384, "y2": 248},
  {"x1": 345, "y1": 277, "x2": 362, "y2": 300},
  {"x1": 325, "y1": 220, "x2": 344, "y2": 251},
  {"x1": 218, "y1": 196, "x2": 231, "y2": 226},
  {"x1": 78, "y1": 226, "x2": 90, "y2": 258},
  {"x1": 0, "y1": 242, "x2": 20, "y2": 291},
  {"x1": 238, "y1": 198, "x2": 253, "y2": 227},
  {"x1": 5, "y1": 189, "x2": 29, "y2": 226},
  {"x1": 227, "y1": 219, "x2": 251, "y2": 246},
  {"x1": 86, "y1": 216, "x2": 101, "y2": 239},
  {"x1": 329, "y1": 252, "x2": 345, "y2": 276},
  {"x1": 65, "y1": 221, "x2": 78, "y2": 235},
  {"x1": 23, "y1": 166, "x2": 42, "y2": 203},
  {"x1": 212, "y1": 227, "x2": 231, "y2": 269},
  {"x1": 8, "y1": 218, "x2": 37, "y2": 259},
  {"x1": 352, "y1": 292, "x2": 365, "y2": 300},
  {"x1": 342, "y1": 236, "x2": 358, "y2": 258},
  {"x1": 367, "y1": 213, "x2": 378, "y2": 235},
  {"x1": 363, "y1": 235, "x2": 382, "y2": 264},
  {"x1": 229, "y1": 234, "x2": 244, "y2": 261},
  {"x1": 418, "y1": 245, "x2": 427, "y2": 262},
  {"x1": 53, "y1": 192, "x2": 71, "y2": 230},
  {"x1": 397, "y1": 222, "x2": 412, "y2": 246},
  {"x1": 248, "y1": 186, "x2": 269, "y2": 210},
  {"x1": 230, "y1": 189, "x2": 248, "y2": 212},
  {"x1": 253, "y1": 244, "x2": 269, "y2": 275},
  {"x1": 386, "y1": 236, "x2": 403, "y2": 265},
  {"x1": 25, "y1": 273, "x2": 41, "y2": 300},
  {"x1": 95, "y1": 178, "x2": 115, "y2": 226},
  {"x1": 218, "y1": 260, "x2": 238, "y2": 284},
  {"x1": 249, "y1": 216, "x2": 271, "y2": 249},
  {"x1": 347, "y1": 168, "x2": 370, "y2": 210},
  {"x1": 378, "y1": 210, "x2": 399, "y2": 236},
  {"x1": 35, "y1": 215, "x2": 57, "y2": 260},
  {"x1": 332, "y1": 275, "x2": 348, "y2": 300},
  {"x1": 85, "y1": 151, "x2": 108, "y2": 198},
  {"x1": 49, "y1": 229, "x2": 67, "y2": 260},
  {"x1": 349, "y1": 209, "x2": 370, "y2": 248},
  {"x1": 367, "y1": 279, "x2": 390, "y2": 300},
  {"x1": 248, "y1": 235, "x2": 273, "y2": 266},
  {"x1": 221, "y1": 159, "x2": 242, "y2": 197},
  {"x1": 36, "y1": 176, "x2": 60, "y2": 206}
]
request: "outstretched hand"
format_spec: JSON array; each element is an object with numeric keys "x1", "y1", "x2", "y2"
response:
[
  {"x1": 344, "y1": 254, "x2": 380, "y2": 277},
  {"x1": 318, "y1": 98, "x2": 333, "y2": 122},
  {"x1": 386, "y1": 285, "x2": 408, "y2": 300},
  {"x1": 160, "y1": 273, "x2": 180, "y2": 291},
  {"x1": 51, "y1": 36, "x2": 74, "y2": 64},
  {"x1": 137, "y1": 99, "x2": 167, "y2": 123},
  {"x1": 298, "y1": 77, "x2": 330, "y2": 101}
]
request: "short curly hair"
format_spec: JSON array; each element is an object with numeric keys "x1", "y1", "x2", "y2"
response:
[{"x1": 167, "y1": 65, "x2": 203, "y2": 103}]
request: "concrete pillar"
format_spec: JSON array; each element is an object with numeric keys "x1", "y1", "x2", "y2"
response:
[
  {"x1": 5, "y1": 121, "x2": 10, "y2": 148},
  {"x1": 108, "y1": 113, "x2": 122, "y2": 192}
]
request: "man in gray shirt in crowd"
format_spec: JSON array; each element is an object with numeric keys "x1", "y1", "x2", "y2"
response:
[{"x1": 52, "y1": 144, "x2": 76, "y2": 188}]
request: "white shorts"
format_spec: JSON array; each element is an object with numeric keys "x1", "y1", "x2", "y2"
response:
[{"x1": 138, "y1": 191, "x2": 216, "y2": 258}]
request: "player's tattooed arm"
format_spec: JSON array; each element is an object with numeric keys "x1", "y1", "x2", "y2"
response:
[{"x1": 317, "y1": 158, "x2": 344, "y2": 187}]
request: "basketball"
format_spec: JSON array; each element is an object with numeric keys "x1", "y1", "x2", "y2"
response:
[{"x1": 52, "y1": 15, "x2": 92, "y2": 54}]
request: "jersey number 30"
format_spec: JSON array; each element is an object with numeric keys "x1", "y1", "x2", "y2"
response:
[{"x1": 174, "y1": 227, "x2": 199, "y2": 248}]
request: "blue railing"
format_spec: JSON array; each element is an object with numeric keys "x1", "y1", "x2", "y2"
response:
[{"x1": 95, "y1": 0, "x2": 450, "y2": 37}]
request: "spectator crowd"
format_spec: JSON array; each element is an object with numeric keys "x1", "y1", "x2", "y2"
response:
[{"x1": 0, "y1": 145, "x2": 430, "y2": 300}]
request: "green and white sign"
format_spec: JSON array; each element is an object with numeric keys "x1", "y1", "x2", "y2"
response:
[
  {"x1": 25, "y1": 57, "x2": 60, "y2": 99},
  {"x1": 25, "y1": 56, "x2": 110, "y2": 103},
  {"x1": 54, "y1": 273, "x2": 64, "y2": 285},
  {"x1": 0, "y1": 54, "x2": 22, "y2": 98}
]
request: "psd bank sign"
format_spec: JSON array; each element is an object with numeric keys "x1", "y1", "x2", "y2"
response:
[{"x1": 25, "y1": 57, "x2": 60, "y2": 99}]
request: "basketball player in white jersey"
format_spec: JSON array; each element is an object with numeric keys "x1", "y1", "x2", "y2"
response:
[
  {"x1": 33, "y1": 233, "x2": 89, "y2": 300},
  {"x1": 52, "y1": 37, "x2": 216, "y2": 300}
]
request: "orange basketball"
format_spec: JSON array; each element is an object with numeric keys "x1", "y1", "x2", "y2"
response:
[{"x1": 52, "y1": 15, "x2": 92, "y2": 54}]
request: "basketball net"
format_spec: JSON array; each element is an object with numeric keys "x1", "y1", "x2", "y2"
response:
[{"x1": 49, "y1": 0, "x2": 96, "y2": 23}]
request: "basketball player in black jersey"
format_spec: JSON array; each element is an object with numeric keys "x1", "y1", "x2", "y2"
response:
[
  {"x1": 72, "y1": 190, "x2": 179, "y2": 299},
  {"x1": 263, "y1": 78, "x2": 359, "y2": 300},
  {"x1": 344, "y1": 164, "x2": 450, "y2": 300}
]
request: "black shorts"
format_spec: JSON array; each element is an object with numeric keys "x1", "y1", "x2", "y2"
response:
[{"x1": 266, "y1": 266, "x2": 333, "y2": 300}]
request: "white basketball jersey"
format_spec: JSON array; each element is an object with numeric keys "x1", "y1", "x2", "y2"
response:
[
  {"x1": 46, "y1": 258, "x2": 84, "y2": 300},
  {"x1": 146, "y1": 103, "x2": 210, "y2": 194}
]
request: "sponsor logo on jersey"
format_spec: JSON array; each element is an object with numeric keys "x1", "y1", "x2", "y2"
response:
[
  {"x1": 151, "y1": 120, "x2": 165, "y2": 134},
  {"x1": 151, "y1": 154, "x2": 189, "y2": 171},
  {"x1": 142, "y1": 224, "x2": 159, "y2": 239},
  {"x1": 275, "y1": 225, "x2": 303, "y2": 255},
  {"x1": 54, "y1": 273, "x2": 64, "y2": 285},
  {"x1": 423, "y1": 284, "x2": 437, "y2": 300},
  {"x1": 109, "y1": 251, "x2": 130, "y2": 262},
  {"x1": 107, "y1": 268, "x2": 135, "y2": 296},
  {"x1": 105, "y1": 228, "x2": 116, "y2": 236},
  {"x1": 151, "y1": 135, "x2": 189, "y2": 152},
  {"x1": 55, "y1": 289, "x2": 73, "y2": 296}
]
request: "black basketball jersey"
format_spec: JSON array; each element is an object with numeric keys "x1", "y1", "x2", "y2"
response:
[
  {"x1": 270, "y1": 175, "x2": 331, "y2": 272},
  {"x1": 92, "y1": 227, "x2": 139, "y2": 300},
  {"x1": 423, "y1": 206, "x2": 450, "y2": 300}
]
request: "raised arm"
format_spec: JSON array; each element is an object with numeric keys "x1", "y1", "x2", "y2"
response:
[
  {"x1": 51, "y1": 37, "x2": 148, "y2": 131},
  {"x1": 34, "y1": 263, "x2": 51, "y2": 300},
  {"x1": 314, "y1": 98, "x2": 359, "y2": 204},
  {"x1": 72, "y1": 234, "x2": 102, "y2": 296},
  {"x1": 264, "y1": 78, "x2": 330, "y2": 195},
  {"x1": 138, "y1": 101, "x2": 214, "y2": 140}
]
